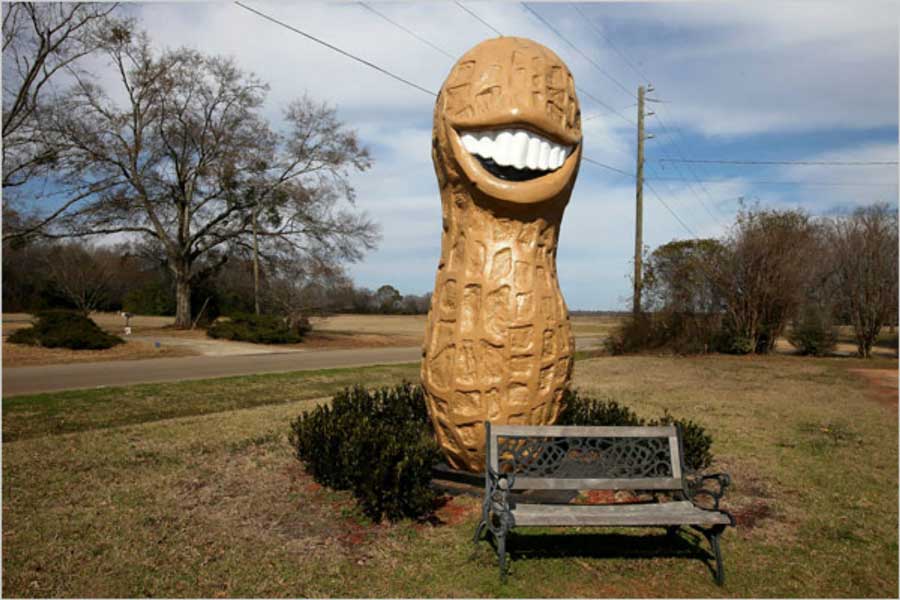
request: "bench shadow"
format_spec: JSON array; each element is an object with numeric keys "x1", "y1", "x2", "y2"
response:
[{"x1": 491, "y1": 528, "x2": 719, "y2": 579}]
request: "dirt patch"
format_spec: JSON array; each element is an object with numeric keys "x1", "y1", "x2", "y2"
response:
[
  {"x1": 847, "y1": 368, "x2": 898, "y2": 411},
  {"x1": 432, "y1": 495, "x2": 478, "y2": 526},
  {"x1": 732, "y1": 498, "x2": 774, "y2": 530}
]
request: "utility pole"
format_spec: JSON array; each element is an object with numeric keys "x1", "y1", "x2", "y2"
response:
[
  {"x1": 252, "y1": 203, "x2": 261, "y2": 316},
  {"x1": 633, "y1": 84, "x2": 655, "y2": 315}
]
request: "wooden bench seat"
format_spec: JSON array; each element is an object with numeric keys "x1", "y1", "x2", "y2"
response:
[
  {"x1": 512, "y1": 500, "x2": 732, "y2": 527},
  {"x1": 473, "y1": 422, "x2": 735, "y2": 585}
]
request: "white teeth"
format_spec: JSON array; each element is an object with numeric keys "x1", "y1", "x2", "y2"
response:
[
  {"x1": 526, "y1": 136, "x2": 541, "y2": 169},
  {"x1": 512, "y1": 131, "x2": 528, "y2": 169},
  {"x1": 539, "y1": 141, "x2": 551, "y2": 170},
  {"x1": 495, "y1": 131, "x2": 512, "y2": 167},
  {"x1": 458, "y1": 127, "x2": 573, "y2": 172},
  {"x1": 548, "y1": 145, "x2": 560, "y2": 169}
]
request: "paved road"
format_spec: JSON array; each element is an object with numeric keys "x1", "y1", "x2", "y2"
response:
[
  {"x1": 2, "y1": 336, "x2": 607, "y2": 397},
  {"x1": 3, "y1": 346, "x2": 423, "y2": 397}
]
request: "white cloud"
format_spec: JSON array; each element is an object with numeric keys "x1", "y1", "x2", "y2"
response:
[{"x1": 22, "y1": 1, "x2": 899, "y2": 309}]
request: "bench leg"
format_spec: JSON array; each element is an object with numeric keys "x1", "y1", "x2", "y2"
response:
[
  {"x1": 704, "y1": 526, "x2": 726, "y2": 586},
  {"x1": 473, "y1": 519, "x2": 486, "y2": 543},
  {"x1": 497, "y1": 530, "x2": 508, "y2": 583}
]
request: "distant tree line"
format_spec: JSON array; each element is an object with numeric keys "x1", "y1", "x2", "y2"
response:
[
  {"x1": 2, "y1": 233, "x2": 431, "y2": 322},
  {"x1": 344, "y1": 285, "x2": 431, "y2": 315},
  {"x1": 613, "y1": 203, "x2": 898, "y2": 359}
]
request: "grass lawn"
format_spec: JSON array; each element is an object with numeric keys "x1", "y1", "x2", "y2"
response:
[{"x1": 2, "y1": 354, "x2": 897, "y2": 597}]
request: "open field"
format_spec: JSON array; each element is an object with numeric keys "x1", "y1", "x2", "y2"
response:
[
  {"x1": 3, "y1": 353, "x2": 897, "y2": 597},
  {"x1": 2, "y1": 313, "x2": 622, "y2": 367}
]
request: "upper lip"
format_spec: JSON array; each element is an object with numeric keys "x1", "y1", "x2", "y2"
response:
[{"x1": 458, "y1": 127, "x2": 574, "y2": 172}]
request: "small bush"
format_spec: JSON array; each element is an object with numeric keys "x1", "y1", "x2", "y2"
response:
[
  {"x1": 558, "y1": 389, "x2": 713, "y2": 472},
  {"x1": 8, "y1": 310, "x2": 123, "y2": 350},
  {"x1": 290, "y1": 383, "x2": 441, "y2": 522},
  {"x1": 714, "y1": 328, "x2": 754, "y2": 355},
  {"x1": 208, "y1": 313, "x2": 305, "y2": 344},
  {"x1": 557, "y1": 389, "x2": 644, "y2": 426},
  {"x1": 789, "y1": 305, "x2": 837, "y2": 356},
  {"x1": 604, "y1": 313, "x2": 656, "y2": 355},
  {"x1": 649, "y1": 411, "x2": 714, "y2": 472},
  {"x1": 604, "y1": 312, "x2": 720, "y2": 356}
]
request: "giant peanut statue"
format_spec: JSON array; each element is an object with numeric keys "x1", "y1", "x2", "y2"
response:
[{"x1": 422, "y1": 37, "x2": 583, "y2": 472}]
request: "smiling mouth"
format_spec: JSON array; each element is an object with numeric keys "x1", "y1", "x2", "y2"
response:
[{"x1": 459, "y1": 128, "x2": 575, "y2": 182}]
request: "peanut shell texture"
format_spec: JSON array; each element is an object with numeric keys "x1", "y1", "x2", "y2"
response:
[{"x1": 422, "y1": 37, "x2": 583, "y2": 472}]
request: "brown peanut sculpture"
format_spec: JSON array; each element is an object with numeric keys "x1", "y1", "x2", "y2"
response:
[{"x1": 422, "y1": 37, "x2": 582, "y2": 472}]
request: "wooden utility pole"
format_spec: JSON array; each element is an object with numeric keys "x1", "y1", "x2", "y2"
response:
[
  {"x1": 252, "y1": 205, "x2": 261, "y2": 316},
  {"x1": 633, "y1": 85, "x2": 646, "y2": 315}
]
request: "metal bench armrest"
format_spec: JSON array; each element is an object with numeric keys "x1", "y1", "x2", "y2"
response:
[
  {"x1": 483, "y1": 466, "x2": 516, "y2": 533},
  {"x1": 687, "y1": 472, "x2": 734, "y2": 524}
]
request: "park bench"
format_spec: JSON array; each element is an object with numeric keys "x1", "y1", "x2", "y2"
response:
[{"x1": 473, "y1": 422, "x2": 735, "y2": 584}]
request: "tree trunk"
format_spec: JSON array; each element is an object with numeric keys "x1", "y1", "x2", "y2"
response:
[
  {"x1": 252, "y1": 206, "x2": 260, "y2": 316},
  {"x1": 174, "y1": 275, "x2": 192, "y2": 329}
]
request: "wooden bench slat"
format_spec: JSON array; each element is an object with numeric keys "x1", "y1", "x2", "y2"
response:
[
  {"x1": 510, "y1": 476, "x2": 683, "y2": 491},
  {"x1": 512, "y1": 501, "x2": 731, "y2": 527},
  {"x1": 492, "y1": 425, "x2": 677, "y2": 437}
]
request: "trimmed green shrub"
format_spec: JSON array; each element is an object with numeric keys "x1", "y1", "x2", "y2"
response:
[
  {"x1": 650, "y1": 411, "x2": 714, "y2": 473},
  {"x1": 557, "y1": 389, "x2": 644, "y2": 426},
  {"x1": 290, "y1": 383, "x2": 441, "y2": 522},
  {"x1": 290, "y1": 384, "x2": 716, "y2": 519},
  {"x1": 788, "y1": 305, "x2": 837, "y2": 356},
  {"x1": 558, "y1": 389, "x2": 713, "y2": 472},
  {"x1": 208, "y1": 313, "x2": 305, "y2": 344},
  {"x1": 8, "y1": 310, "x2": 123, "y2": 350}
]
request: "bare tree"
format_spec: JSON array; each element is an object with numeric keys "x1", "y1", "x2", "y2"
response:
[
  {"x1": 262, "y1": 254, "x2": 353, "y2": 327},
  {"x1": 43, "y1": 241, "x2": 113, "y2": 314},
  {"x1": 40, "y1": 26, "x2": 378, "y2": 328},
  {"x1": 827, "y1": 204, "x2": 898, "y2": 358},
  {"x1": 643, "y1": 239, "x2": 725, "y2": 315},
  {"x1": 710, "y1": 207, "x2": 818, "y2": 353},
  {"x1": 2, "y1": 2, "x2": 118, "y2": 220}
]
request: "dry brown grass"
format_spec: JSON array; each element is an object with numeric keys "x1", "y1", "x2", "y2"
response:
[
  {"x1": 310, "y1": 314, "x2": 428, "y2": 337},
  {"x1": 2, "y1": 339, "x2": 196, "y2": 367},
  {"x1": 3, "y1": 353, "x2": 897, "y2": 597}
]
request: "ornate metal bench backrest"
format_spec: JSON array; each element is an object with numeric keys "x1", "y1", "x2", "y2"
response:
[{"x1": 488, "y1": 423, "x2": 685, "y2": 491}]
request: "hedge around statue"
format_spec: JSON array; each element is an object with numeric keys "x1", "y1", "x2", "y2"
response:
[{"x1": 289, "y1": 384, "x2": 715, "y2": 522}]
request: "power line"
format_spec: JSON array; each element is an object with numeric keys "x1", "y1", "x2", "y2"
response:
[
  {"x1": 570, "y1": 3, "x2": 651, "y2": 86},
  {"x1": 520, "y1": 2, "x2": 634, "y2": 99},
  {"x1": 584, "y1": 103, "x2": 636, "y2": 121},
  {"x1": 236, "y1": 2, "x2": 638, "y2": 186},
  {"x1": 644, "y1": 180, "x2": 698, "y2": 237},
  {"x1": 564, "y1": 5, "x2": 734, "y2": 228},
  {"x1": 648, "y1": 176, "x2": 898, "y2": 188},
  {"x1": 357, "y1": 2, "x2": 455, "y2": 60},
  {"x1": 649, "y1": 112, "x2": 730, "y2": 226},
  {"x1": 454, "y1": 1, "x2": 502, "y2": 37},
  {"x1": 657, "y1": 158, "x2": 900, "y2": 166},
  {"x1": 234, "y1": 1, "x2": 437, "y2": 97},
  {"x1": 582, "y1": 156, "x2": 635, "y2": 178},
  {"x1": 556, "y1": 3, "x2": 713, "y2": 236},
  {"x1": 449, "y1": 2, "x2": 634, "y2": 127}
]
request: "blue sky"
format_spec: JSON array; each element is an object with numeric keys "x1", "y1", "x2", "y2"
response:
[{"x1": 45, "y1": 2, "x2": 900, "y2": 309}]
